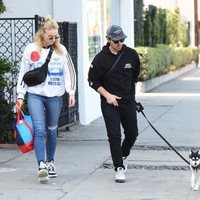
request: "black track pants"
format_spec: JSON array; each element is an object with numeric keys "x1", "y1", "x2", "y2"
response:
[{"x1": 101, "y1": 99, "x2": 138, "y2": 170}]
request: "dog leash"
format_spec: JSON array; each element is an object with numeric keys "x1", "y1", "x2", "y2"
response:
[{"x1": 135, "y1": 101, "x2": 190, "y2": 166}]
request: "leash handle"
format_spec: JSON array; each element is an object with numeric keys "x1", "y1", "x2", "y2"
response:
[
  {"x1": 135, "y1": 101, "x2": 144, "y2": 113},
  {"x1": 135, "y1": 101, "x2": 190, "y2": 166}
]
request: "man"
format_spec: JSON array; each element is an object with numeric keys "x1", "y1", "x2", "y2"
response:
[{"x1": 88, "y1": 25, "x2": 140, "y2": 183}]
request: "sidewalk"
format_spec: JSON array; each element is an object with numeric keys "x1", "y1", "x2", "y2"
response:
[{"x1": 1, "y1": 66, "x2": 200, "y2": 200}]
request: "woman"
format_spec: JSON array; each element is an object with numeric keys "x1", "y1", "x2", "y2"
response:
[{"x1": 16, "y1": 16, "x2": 76, "y2": 183}]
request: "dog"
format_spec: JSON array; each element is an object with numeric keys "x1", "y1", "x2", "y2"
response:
[{"x1": 189, "y1": 149, "x2": 200, "y2": 190}]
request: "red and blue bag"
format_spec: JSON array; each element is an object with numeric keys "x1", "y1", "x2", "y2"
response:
[{"x1": 13, "y1": 108, "x2": 34, "y2": 154}]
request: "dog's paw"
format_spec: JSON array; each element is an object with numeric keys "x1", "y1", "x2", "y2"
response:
[
  {"x1": 193, "y1": 187, "x2": 199, "y2": 191},
  {"x1": 191, "y1": 183, "x2": 195, "y2": 189}
]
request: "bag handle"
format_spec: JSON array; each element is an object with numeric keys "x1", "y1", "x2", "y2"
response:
[
  {"x1": 44, "y1": 46, "x2": 53, "y2": 64},
  {"x1": 16, "y1": 100, "x2": 22, "y2": 124},
  {"x1": 16, "y1": 102, "x2": 34, "y2": 137},
  {"x1": 106, "y1": 51, "x2": 124, "y2": 77}
]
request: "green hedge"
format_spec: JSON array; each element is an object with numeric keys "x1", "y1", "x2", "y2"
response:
[
  {"x1": 0, "y1": 59, "x2": 18, "y2": 143},
  {"x1": 136, "y1": 45, "x2": 199, "y2": 81}
]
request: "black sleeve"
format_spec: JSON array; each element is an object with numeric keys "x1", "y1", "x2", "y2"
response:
[
  {"x1": 132, "y1": 50, "x2": 140, "y2": 82},
  {"x1": 88, "y1": 56, "x2": 104, "y2": 91}
]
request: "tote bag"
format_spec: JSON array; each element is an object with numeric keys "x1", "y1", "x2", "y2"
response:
[{"x1": 14, "y1": 109, "x2": 34, "y2": 154}]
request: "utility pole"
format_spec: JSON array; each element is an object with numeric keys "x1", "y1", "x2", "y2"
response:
[
  {"x1": 194, "y1": 0, "x2": 199, "y2": 66},
  {"x1": 194, "y1": 0, "x2": 199, "y2": 47}
]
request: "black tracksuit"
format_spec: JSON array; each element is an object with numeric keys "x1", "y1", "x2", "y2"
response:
[{"x1": 88, "y1": 43, "x2": 140, "y2": 170}]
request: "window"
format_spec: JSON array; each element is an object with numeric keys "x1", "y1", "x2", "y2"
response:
[{"x1": 87, "y1": 0, "x2": 110, "y2": 61}]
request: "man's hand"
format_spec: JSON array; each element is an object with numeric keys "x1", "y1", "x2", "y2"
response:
[
  {"x1": 105, "y1": 93, "x2": 121, "y2": 107},
  {"x1": 97, "y1": 86, "x2": 121, "y2": 107}
]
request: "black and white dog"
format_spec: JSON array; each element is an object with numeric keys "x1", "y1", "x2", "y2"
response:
[{"x1": 189, "y1": 149, "x2": 200, "y2": 191}]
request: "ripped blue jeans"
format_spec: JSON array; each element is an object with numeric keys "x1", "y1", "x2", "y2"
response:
[{"x1": 27, "y1": 93, "x2": 62, "y2": 165}]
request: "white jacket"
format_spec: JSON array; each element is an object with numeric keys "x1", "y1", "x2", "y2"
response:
[{"x1": 17, "y1": 43, "x2": 76, "y2": 99}]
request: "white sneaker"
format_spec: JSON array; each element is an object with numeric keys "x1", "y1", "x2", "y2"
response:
[
  {"x1": 115, "y1": 167, "x2": 126, "y2": 183},
  {"x1": 38, "y1": 161, "x2": 49, "y2": 183},
  {"x1": 123, "y1": 157, "x2": 128, "y2": 173},
  {"x1": 48, "y1": 160, "x2": 57, "y2": 178}
]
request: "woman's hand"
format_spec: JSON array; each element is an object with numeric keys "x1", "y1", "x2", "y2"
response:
[
  {"x1": 16, "y1": 99, "x2": 24, "y2": 110},
  {"x1": 68, "y1": 95, "x2": 75, "y2": 107}
]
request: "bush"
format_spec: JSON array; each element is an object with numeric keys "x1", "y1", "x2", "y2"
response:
[
  {"x1": 0, "y1": 58, "x2": 18, "y2": 143},
  {"x1": 173, "y1": 47, "x2": 199, "y2": 68},
  {"x1": 136, "y1": 45, "x2": 198, "y2": 81}
]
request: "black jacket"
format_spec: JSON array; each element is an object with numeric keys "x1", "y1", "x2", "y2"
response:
[{"x1": 88, "y1": 43, "x2": 140, "y2": 100}]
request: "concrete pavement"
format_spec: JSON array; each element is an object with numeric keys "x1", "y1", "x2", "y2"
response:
[{"x1": 1, "y1": 66, "x2": 200, "y2": 200}]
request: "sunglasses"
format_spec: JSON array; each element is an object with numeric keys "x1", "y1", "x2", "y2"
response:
[
  {"x1": 112, "y1": 39, "x2": 125, "y2": 44},
  {"x1": 48, "y1": 36, "x2": 60, "y2": 40}
]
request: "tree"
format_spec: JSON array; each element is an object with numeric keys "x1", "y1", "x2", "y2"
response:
[
  {"x1": 0, "y1": 0, "x2": 6, "y2": 14},
  {"x1": 134, "y1": 0, "x2": 144, "y2": 46},
  {"x1": 0, "y1": 1, "x2": 17, "y2": 143},
  {"x1": 166, "y1": 9, "x2": 188, "y2": 46}
]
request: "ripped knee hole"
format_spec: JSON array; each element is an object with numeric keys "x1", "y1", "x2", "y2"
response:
[{"x1": 48, "y1": 126, "x2": 57, "y2": 130}]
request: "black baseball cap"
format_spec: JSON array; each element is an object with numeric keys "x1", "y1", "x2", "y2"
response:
[{"x1": 106, "y1": 25, "x2": 127, "y2": 41}]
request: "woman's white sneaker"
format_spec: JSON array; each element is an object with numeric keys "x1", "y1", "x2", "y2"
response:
[
  {"x1": 48, "y1": 160, "x2": 57, "y2": 178},
  {"x1": 115, "y1": 167, "x2": 126, "y2": 183},
  {"x1": 38, "y1": 161, "x2": 49, "y2": 183}
]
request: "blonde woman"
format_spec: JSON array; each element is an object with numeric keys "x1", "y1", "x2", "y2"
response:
[{"x1": 17, "y1": 16, "x2": 76, "y2": 183}]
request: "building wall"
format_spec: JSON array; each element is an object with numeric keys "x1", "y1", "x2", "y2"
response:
[
  {"x1": 0, "y1": 0, "x2": 53, "y2": 17},
  {"x1": 110, "y1": 0, "x2": 134, "y2": 48},
  {"x1": 53, "y1": 0, "x2": 102, "y2": 125}
]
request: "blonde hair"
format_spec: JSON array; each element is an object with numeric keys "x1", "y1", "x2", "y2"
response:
[{"x1": 34, "y1": 16, "x2": 63, "y2": 55}]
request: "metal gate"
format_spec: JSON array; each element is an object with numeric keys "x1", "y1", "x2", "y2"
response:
[{"x1": 0, "y1": 15, "x2": 79, "y2": 128}]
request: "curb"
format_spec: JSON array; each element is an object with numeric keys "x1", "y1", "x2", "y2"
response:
[
  {"x1": 136, "y1": 63, "x2": 197, "y2": 93},
  {"x1": 0, "y1": 143, "x2": 18, "y2": 149}
]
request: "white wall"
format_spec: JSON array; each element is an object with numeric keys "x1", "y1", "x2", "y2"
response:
[
  {"x1": 0, "y1": 0, "x2": 53, "y2": 18},
  {"x1": 110, "y1": 0, "x2": 134, "y2": 48},
  {"x1": 110, "y1": 0, "x2": 120, "y2": 25},
  {"x1": 120, "y1": 0, "x2": 134, "y2": 48},
  {"x1": 53, "y1": 0, "x2": 102, "y2": 125}
]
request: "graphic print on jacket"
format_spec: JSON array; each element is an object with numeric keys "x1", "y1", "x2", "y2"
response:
[
  {"x1": 47, "y1": 57, "x2": 64, "y2": 86},
  {"x1": 30, "y1": 51, "x2": 40, "y2": 62}
]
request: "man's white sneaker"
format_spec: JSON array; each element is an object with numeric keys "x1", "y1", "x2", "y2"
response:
[
  {"x1": 38, "y1": 161, "x2": 49, "y2": 183},
  {"x1": 115, "y1": 167, "x2": 126, "y2": 183},
  {"x1": 123, "y1": 157, "x2": 128, "y2": 173},
  {"x1": 48, "y1": 160, "x2": 57, "y2": 178}
]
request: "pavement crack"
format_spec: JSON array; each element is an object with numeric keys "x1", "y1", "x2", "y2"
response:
[
  {"x1": 103, "y1": 163, "x2": 190, "y2": 171},
  {"x1": 0, "y1": 154, "x2": 22, "y2": 165},
  {"x1": 133, "y1": 145, "x2": 196, "y2": 151}
]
